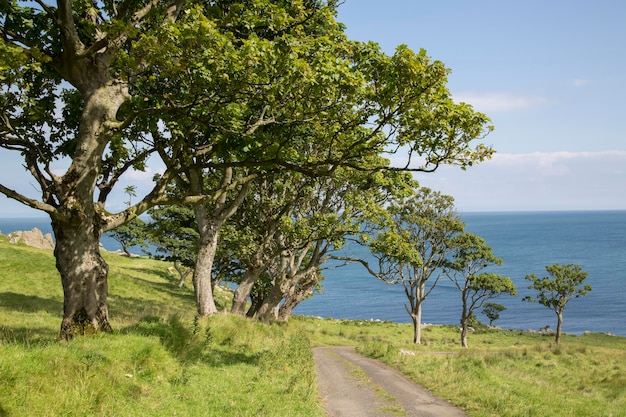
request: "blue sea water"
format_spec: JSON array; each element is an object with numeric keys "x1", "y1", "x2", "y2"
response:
[
  {"x1": 1, "y1": 211, "x2": 625, "y2": 336},
  {"x1": 294, "y1": 211, "x2": 626, "y2": 337}
]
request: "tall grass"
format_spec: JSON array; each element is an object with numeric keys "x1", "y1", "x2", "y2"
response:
[{"x1": 0, "y1": 238, "x2": 324, "y2": 417}]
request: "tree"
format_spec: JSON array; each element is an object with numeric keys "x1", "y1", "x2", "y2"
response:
[
  {"x1": 1, "y1": 0, "x2": 493, "y2": 339},
  {"x1": 447, "y1": 233, "x2": 517, "y2": 347},
  {"x1": 140, "y1": 8, "x2": 494, "y2": 319},
  {"x1": 482, "y1": 302, "x2": 506, "y2": 327},
  {"x1": 524, "y1": 263, "x2": 592, "y2": 344},
  {"x1": 106, "y1": 186, "x2": 148, "y2": 256},
  {"x1": 227, "y1": 171, "x2": 312, "y2": 317},
  {"x1": 364, "y1": 187, "x2": 464, "y2": 344},
  {"x1": 145, "y1": 203, "x2": 198, "y2": 288},
  {"x1": 231, "y1": 167, "x2": 376, "y2": 322}
]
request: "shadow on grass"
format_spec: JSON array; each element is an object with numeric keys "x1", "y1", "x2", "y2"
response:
[
  {"x1": 107, "y1": 292, "x2": 183, "y2": 323},
  {"x1": 115, "y1": 267, "x2": 195, "y2": 301},
  {"x1": 0, "y1": 325, "x2": 58, "y2": 345},
  {"x1": 0, "y1": 292, "x2": 62, "y2": 314},
  {"x1": 121, "y1": 315, "x2": 258, "y2": 368},
  {"x1": 113, "y1": 268, "x2": 230, "y2": 311}
]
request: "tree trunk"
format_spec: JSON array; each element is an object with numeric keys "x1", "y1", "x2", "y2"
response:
[
  {"x1": 257, "y1": 277, "x2": 285, "y2": 323},
  {"x1": 231, "y1": 266, "x2": 263, "y2": 316},
  {"x1": 411, "y1": 313, "x2": 420, "y2": 345},
  {"x1": 189, "y1": 167, "x2": 252, "y2": 316},
  {"x1": 460, "y1": 320, "x2": 469, "y2": 348},
  {"x1": 173, "y1": 260, "x2": 192, "y2": 288},
  {"x1": 411, "y1": 300, "x2": 424, "y2": 344},
  {"x1": 460, "y1": 298, "x2": 469, "y2": 348},
  {"x1": 277, "y1": 292, "x2": 304, "y2": 321},
  {"x1": 54, "y1": 216, "x2": 112, "y2": 340},
  {"x1": 277, "y1": 272, "x2": 317, "y2": 321},
  {"x1": 52, "y1": 81, "x2": 128, "y2": 340},
  {"x1": 192, "y1": 204, "x2": 220, "y2": 316},
  {"x1": 555, "y1": 311, "x2": 563, "y2": 344}
]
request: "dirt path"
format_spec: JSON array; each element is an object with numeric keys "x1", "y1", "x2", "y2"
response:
[{"x1": 313, "y1": 346, "x2": 468, "y2": 417}]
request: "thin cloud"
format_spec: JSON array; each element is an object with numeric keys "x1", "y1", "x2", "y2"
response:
[
  {"x1": 490, "y1": 151, "x2": 626, "y2": 177},
  {"x1": 418, "y1": 151, "x2": 626, "y2": 211},
  {"x1": 492, "y1": 150, "x2": 626, "y2": 164},
  {"x1": 572, "y1": 78, "x2": 593, "y2": 87},
  {"x1": 454, "y1": 91, "x2": 551, "y2": 113}
]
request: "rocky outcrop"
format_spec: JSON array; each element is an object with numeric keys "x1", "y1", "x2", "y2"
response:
[{"x1": 7, "y1": 228, "x2": 55, "y2": 250}]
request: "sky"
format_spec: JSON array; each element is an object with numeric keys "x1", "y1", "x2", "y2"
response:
[
  {"x1": 1, "y1": 0, "x2": 625, "y2": 217},
  {"x1": 335, "y1": 0, "x2": 626, "y2": 212}
]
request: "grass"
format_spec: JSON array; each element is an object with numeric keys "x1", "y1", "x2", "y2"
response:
[
  {"x1": 0, "y1": 237, "x2": 324, "y2": 417},
  {"x1": 1, "y1": 235, "x2": 625, "y2": 417}
]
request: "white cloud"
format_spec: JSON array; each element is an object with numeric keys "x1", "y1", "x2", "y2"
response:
[
  {"x1": 417, "y1": 151, "x2": 626, "y2": 212},
  {"x1": 454, "y1": 91, "x2": 552, "y2": 113}
]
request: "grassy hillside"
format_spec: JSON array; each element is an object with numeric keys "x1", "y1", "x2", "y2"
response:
[
  {"x1": 0, "y1": 237, "x2": 323, "y2": 417},
  {"x1": 2, "y1": 236, "x2": 625, "y2": 417}
]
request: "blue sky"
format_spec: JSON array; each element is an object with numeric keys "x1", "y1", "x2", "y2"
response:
[
  {"x1": 336, "y1": 0, "x2": 626, "y2": 211},
  {"x1": 1, "y1": 0, "x2": 625, "y2": 217}
]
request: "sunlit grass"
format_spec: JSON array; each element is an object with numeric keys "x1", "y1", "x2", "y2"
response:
[
  {"x1": 296, "y1": 316, "x2": 626, "y2": 417},
  {"x1": 0, "y1": 239, "x2": 324, "y2": 417}
]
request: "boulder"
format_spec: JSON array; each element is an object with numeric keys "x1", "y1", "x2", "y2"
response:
[{"x1": 7, "y1": 227, "x2": 55, "y2": 250}]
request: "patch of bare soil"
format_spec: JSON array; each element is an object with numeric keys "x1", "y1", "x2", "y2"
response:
[{"x1": 313, "y1": 346, "x2": 468, "y2": 417}]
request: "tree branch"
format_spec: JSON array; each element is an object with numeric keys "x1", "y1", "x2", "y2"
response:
[
  {"x1": 0, "y1": 183, "x2": 56, "y2": 214},
  {"x1": 131, "y1": 0, "x2": 160, "y2": 23},
  {"x1": 32, "y1": 0, "x2": 59, "y2": 24},
  {"x1": 57, "y1": 0, "x2": 83, "y2": 55}
]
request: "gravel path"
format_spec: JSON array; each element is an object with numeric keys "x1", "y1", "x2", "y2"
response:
[{"x1": 313, "y1": 346, "x2": 469, "y2": 417}]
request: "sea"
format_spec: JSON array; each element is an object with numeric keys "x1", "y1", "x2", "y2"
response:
[
  {"x1": 1, "y1": 211, "x2": 625, "y2": 336},
  {"x1": 294, "y1": 210, "x2": 626, "y2": 337}
]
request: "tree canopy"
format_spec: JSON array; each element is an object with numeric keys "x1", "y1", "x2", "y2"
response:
[{"x1": 1, "y1": 0, "x2": 494, "y2": 339}]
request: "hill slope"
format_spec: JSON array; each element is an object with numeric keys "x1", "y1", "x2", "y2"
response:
[{"x1": 0, "y1": 237, "x2": 324, "y2": 417}]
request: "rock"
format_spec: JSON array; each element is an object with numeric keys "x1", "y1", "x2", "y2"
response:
[{"x1": 7, "y1": 227, "x2": 55, "y2": 250}]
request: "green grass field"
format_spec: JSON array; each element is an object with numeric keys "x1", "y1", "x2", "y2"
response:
[{"x1": 1, "y1": 236, "x2": 625, "y2": 416}]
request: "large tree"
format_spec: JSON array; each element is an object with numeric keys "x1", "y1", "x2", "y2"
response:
[
  {"x1": 523, "y1": 263, "x2": 591, "y2": 344},
  {"x1": 1, "y1": 0, "x2": 493, "y2": 339}
]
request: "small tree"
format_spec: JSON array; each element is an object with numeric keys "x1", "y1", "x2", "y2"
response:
[
  {"x1": 367, "y1": 188, "x2": 465, "y2": 345},
  {"x1": 482, "y1": 302, "x2": 506, "y2": 327},
  {"x1": 145, "y1": 204, "x2": 199, "y2": 288},
  {"x1": 106, "y1": 186, "x2": 147, "y2": 256},
  {"x1": 524, "y1": 263, "x2": 592, "y2": 344},
  {"x1": 447, "y1": 233, "x2": 516, "y2": 347}
]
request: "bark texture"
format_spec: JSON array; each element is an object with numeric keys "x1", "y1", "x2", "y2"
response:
[
  {"x1": 53, "y1": 215, "x2": 112, "y2": 340},
  {"x1": 231, "y1": 266, "x2": 263, "y2": 316},
  {"x1": 555, "y1": 311, "x2": 563, "y2": 344},
  {"x1": 53, "y1": 82, "x2": 128, "y2": 340},
  {"x1": 192, "y1": 203, "x2": 220, "y2": 316}
]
